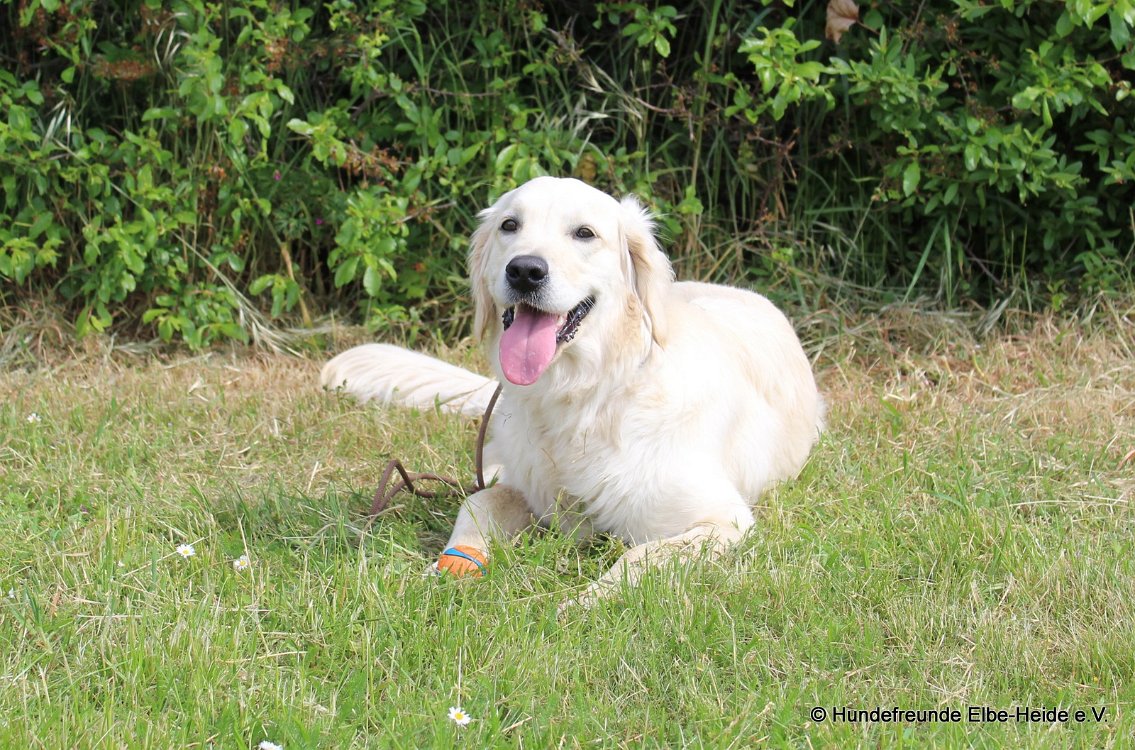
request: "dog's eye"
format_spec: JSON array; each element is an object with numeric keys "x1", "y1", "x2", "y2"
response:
[
  {"x1": 574, "y1": 226, "x2": 596, "y2": 240},
  {"x1": 500, "y1": 218, "x2": 519, "y2": 232}
]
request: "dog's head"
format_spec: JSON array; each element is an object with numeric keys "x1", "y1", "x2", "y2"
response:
[{"x1": 469, "y1": 176, "x2": 673, "y2": 387}]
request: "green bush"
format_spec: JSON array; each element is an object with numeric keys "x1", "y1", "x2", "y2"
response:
[
  {"x1": 823, "y1": 0, "x2": 1135, "y2": 302},
  {"x1": 1, "y1": 0, "x2": 1132, "y2": 345}
]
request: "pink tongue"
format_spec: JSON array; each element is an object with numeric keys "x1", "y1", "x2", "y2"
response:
[{"x1": 499, "y1": 306, "x2": 559, "y2": 385}]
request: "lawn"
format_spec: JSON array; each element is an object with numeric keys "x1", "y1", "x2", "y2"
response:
[{"x1": 1, "y1": 304, "x2": 1132, "y2": 748}]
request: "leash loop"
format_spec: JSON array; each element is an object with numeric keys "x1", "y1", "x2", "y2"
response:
[{"x1": 368, "y1": 383, "x2": 503, "y2": 517}]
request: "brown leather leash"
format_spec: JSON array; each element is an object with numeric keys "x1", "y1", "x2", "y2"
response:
[{"x1": 368, "y1": 383, "x2": 503, "y2": 517}]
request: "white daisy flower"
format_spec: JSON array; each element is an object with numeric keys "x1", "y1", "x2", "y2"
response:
[
  {"x1": 232, "y1": 554, "x2": 251, "y2": 571},
  {"x1": 448, "y1": 705, "x2": 472, "y2": 726},
  {"x1": 258, "y1": 742, "x2": 283, "y2": 750},
  {"x1": 26, "y1": 413, "x2": 41, "y2": 423},
  {"x1": 175, "y1": 543, "x2": 196, "y2": 559}
]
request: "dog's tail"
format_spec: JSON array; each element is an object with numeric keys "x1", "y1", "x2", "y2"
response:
[{"x1": 319, "y1": 344, "x2": 498, "y2": 418}]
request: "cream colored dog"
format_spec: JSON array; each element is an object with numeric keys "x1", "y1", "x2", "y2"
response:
[{"x1": 321, "y1": 177, "x2": 822, "y2": 610}]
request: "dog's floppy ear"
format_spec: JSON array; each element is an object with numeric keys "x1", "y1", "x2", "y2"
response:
[
  {"x1": 468, "y1": 206, "x2": 497, "y2": 342},
  {"x1": 619, "y1": 195, "x2": 673, "y2": 346}
]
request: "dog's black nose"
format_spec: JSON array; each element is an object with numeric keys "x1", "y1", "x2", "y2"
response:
[{"x1": 505, "y1": 255, "x2": 549, "y2": 294}]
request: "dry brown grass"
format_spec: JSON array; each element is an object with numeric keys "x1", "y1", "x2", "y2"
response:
[
  {"x1": 812, "y1": 302, "x2": 1135, "y2": 504},
  {"x1": 5, "y1": 299, "x2": 1130, "y2": 515}
]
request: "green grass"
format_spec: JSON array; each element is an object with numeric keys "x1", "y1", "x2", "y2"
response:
[{"x1": 1, "y1": 311, "x2": 1133, "y2": 748}]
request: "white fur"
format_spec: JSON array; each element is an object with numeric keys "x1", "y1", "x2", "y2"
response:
[{"x1": 321, "y1": 177, "x2": 823, "y2": 610}]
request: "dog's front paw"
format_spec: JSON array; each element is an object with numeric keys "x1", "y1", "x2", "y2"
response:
[
  {"x1": 556, "y1": 595, "x2": 584, "y2": 620},
  {"x1": 557, "y1": 581, "x2": 613, "y2": 618}
]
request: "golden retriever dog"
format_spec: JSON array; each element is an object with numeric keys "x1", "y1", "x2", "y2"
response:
[{"x1": 321, "y1": 176, "x2": 822, "y2": 610}]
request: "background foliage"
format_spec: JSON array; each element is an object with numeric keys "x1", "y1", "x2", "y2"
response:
[{"x1": 1, "y1": 0, "x2": 1133, "y2": 346}]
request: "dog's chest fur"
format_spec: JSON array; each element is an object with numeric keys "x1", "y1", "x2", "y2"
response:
[{"x1": 487, "y1": 376, "x2": 696, "y2": 542}]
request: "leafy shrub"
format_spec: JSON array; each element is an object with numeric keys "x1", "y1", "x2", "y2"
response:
[
  {"x1": 824, "y1": 0, "x2": 1135, "y2": 301},
  {"x1": 1, "y1": 0, "x2": 1132, "y2": 346}
]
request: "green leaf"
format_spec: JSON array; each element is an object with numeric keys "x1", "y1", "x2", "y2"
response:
[
  {"x1": 24, "y1": 84, "x2": 44, "y2": 106},
  {"x1": 1062, "y1": 10, "x2": 1085, "y2": 35},
  {"x1": 275, "y1": 82, "x2": 296, "y2": 105},
  {"x1": 333, "y1": 256, "x2": 359, "y2": 288},
  {"x1": 1109, "y1": 10, "x2": 1132, "y2": 49},
  {"x1": 1012, "y1": 87, "x2": 1039, "y2": 110},
  {"x1": 249, "y1": 275, "x2": 274, "y2": 295},
  {"x1": 219, "y1": 322, "x2": 249, "y2": 343},
  {"x1": 902, "y1": 161, "x2": 921, "y2": 197},
  {"x1": 142, "y1": 107, "x2": 178, "y2": 122},
  {"x1": 964, "y1": 144, "x2": 979, "y2": 171},
  {"x1": 28, "y1": 212, "x2": 54, "y2": 240},
  {"x1": 376, "y1": 236, "x2": 397, "y2": 256},
  {"x1": 286, "y1": 118, "x2": 314, "y2": 136},
  {"x1": 495, "y1": 144, "x2": 519, "y2": 173},
  {"x1": 459, "y1": 142, "x2": 481, "y2": 166},
  {"x1": 363, "y1": 264, "x2": 382, "y2": 296}
]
